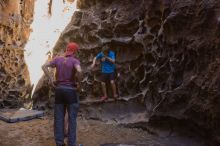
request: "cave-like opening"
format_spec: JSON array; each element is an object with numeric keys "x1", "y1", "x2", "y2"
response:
[{"x1": 24, "y1": 0, "x2": 76, "y2": 95}]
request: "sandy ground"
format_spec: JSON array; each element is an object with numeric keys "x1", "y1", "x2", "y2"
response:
[{"x1": 0, "y1": 114, "x2": 206, "y2": 146}]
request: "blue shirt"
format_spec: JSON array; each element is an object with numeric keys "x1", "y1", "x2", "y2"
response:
[{"x1": 96, "y1": 51, "x2": 115, "y2": 73}]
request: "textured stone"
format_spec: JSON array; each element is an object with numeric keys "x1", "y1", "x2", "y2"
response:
[
  {"x1": 0, "y1": 0, "x2": 34, "y2": 108},
  {"x1": 33, "y1": 0, "x2": 220, "y2": 144}
]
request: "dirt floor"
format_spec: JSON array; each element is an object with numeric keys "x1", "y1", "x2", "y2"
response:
[{"x1": 0, "y1": 113, "x2": 206, "y2": 146}]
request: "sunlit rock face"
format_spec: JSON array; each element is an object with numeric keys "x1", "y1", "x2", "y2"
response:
[
  {"x1": 0, "y1": 0, "x2": 34, "y2": 108},
  {"x1": 34, "y1": 0, "x2": 220, "y2": 142}
]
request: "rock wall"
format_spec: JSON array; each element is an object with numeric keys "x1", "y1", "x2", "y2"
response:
[
  {"x1": 0, "y1": 0, "x2": 34, "y2": 108},
  {"x1": 33, "y1": 0, "x2": 220, "y2": 143}
]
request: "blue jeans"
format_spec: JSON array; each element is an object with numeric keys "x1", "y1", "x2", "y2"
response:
[{"x1": 54, "y1": 86, "x2": 79, "y2": 146}]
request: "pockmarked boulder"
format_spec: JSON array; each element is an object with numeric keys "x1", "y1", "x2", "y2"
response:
[
  {"x1": 0, "y1": 0, "x2": 34, "y2": 108},
  {"x1": 33, "y1": 0, "x2": 220, "y2": 144}
]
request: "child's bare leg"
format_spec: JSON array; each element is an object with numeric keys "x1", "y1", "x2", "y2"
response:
[
  {"x1": 64, "y1": 108, "x2": 68, "y2": 137},
  {"x1": 110, "y1": 80, "x2": 117, "y2": 98},
  {"x1": 101, "y1": 82, "x2": 108, "y2": 99}
]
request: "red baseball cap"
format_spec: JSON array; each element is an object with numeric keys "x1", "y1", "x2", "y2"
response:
[{"x1": 65, "y1": 42, "x2": 79, "y2": 56}]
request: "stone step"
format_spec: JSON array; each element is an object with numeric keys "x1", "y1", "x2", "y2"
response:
[{"x1": 80, "y1": 93, "x2": 143, "y2": 105}]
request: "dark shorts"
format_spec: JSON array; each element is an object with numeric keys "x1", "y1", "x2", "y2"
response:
[
  {"x1": 101, "y1": 72, "x2": 115, "y2": 83},
  {"x1": 55, "y1": 85, "x2": 78, "y2": 104}
]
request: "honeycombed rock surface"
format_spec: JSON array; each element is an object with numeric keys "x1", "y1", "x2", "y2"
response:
[
  {"x1": 33, "y1": 0, "x2": 220, "y2": 144},
  {"x1": 0, "y1": 0, "x2": 34, "y2": 108}
]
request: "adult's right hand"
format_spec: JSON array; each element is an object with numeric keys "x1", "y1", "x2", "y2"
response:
[{"x1": 48, "y1": 78, "x2": 55, "y2": 88}]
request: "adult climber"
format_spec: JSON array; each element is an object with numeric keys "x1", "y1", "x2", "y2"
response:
[
  {"x1": 90, "y1": 43, "x2": 118, "y2": 101},
  {"x1": 42, "y1": 42, "x2": 82, "y2": 146}
]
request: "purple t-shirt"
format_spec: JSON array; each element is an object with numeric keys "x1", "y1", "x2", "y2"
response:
[{"x1": 49, "y1": 56, "x2": 80, "y2": 86}]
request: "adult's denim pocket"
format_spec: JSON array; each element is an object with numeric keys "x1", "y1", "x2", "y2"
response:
[{"x1": 55, "y1": 87, "x2": 78, "y2": 104}]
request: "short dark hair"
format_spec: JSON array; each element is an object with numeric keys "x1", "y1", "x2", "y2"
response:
[
  {"x1": 102, "y1": 44, "x2": 110, "y2": 55},
  {"x1": 102, "y1": 44, "x2": 110, "y2": 50}
]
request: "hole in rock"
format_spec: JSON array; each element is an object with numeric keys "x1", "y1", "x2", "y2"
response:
[{"x1": 112, "y1": 42, "x2": 144, "y2": 63}]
